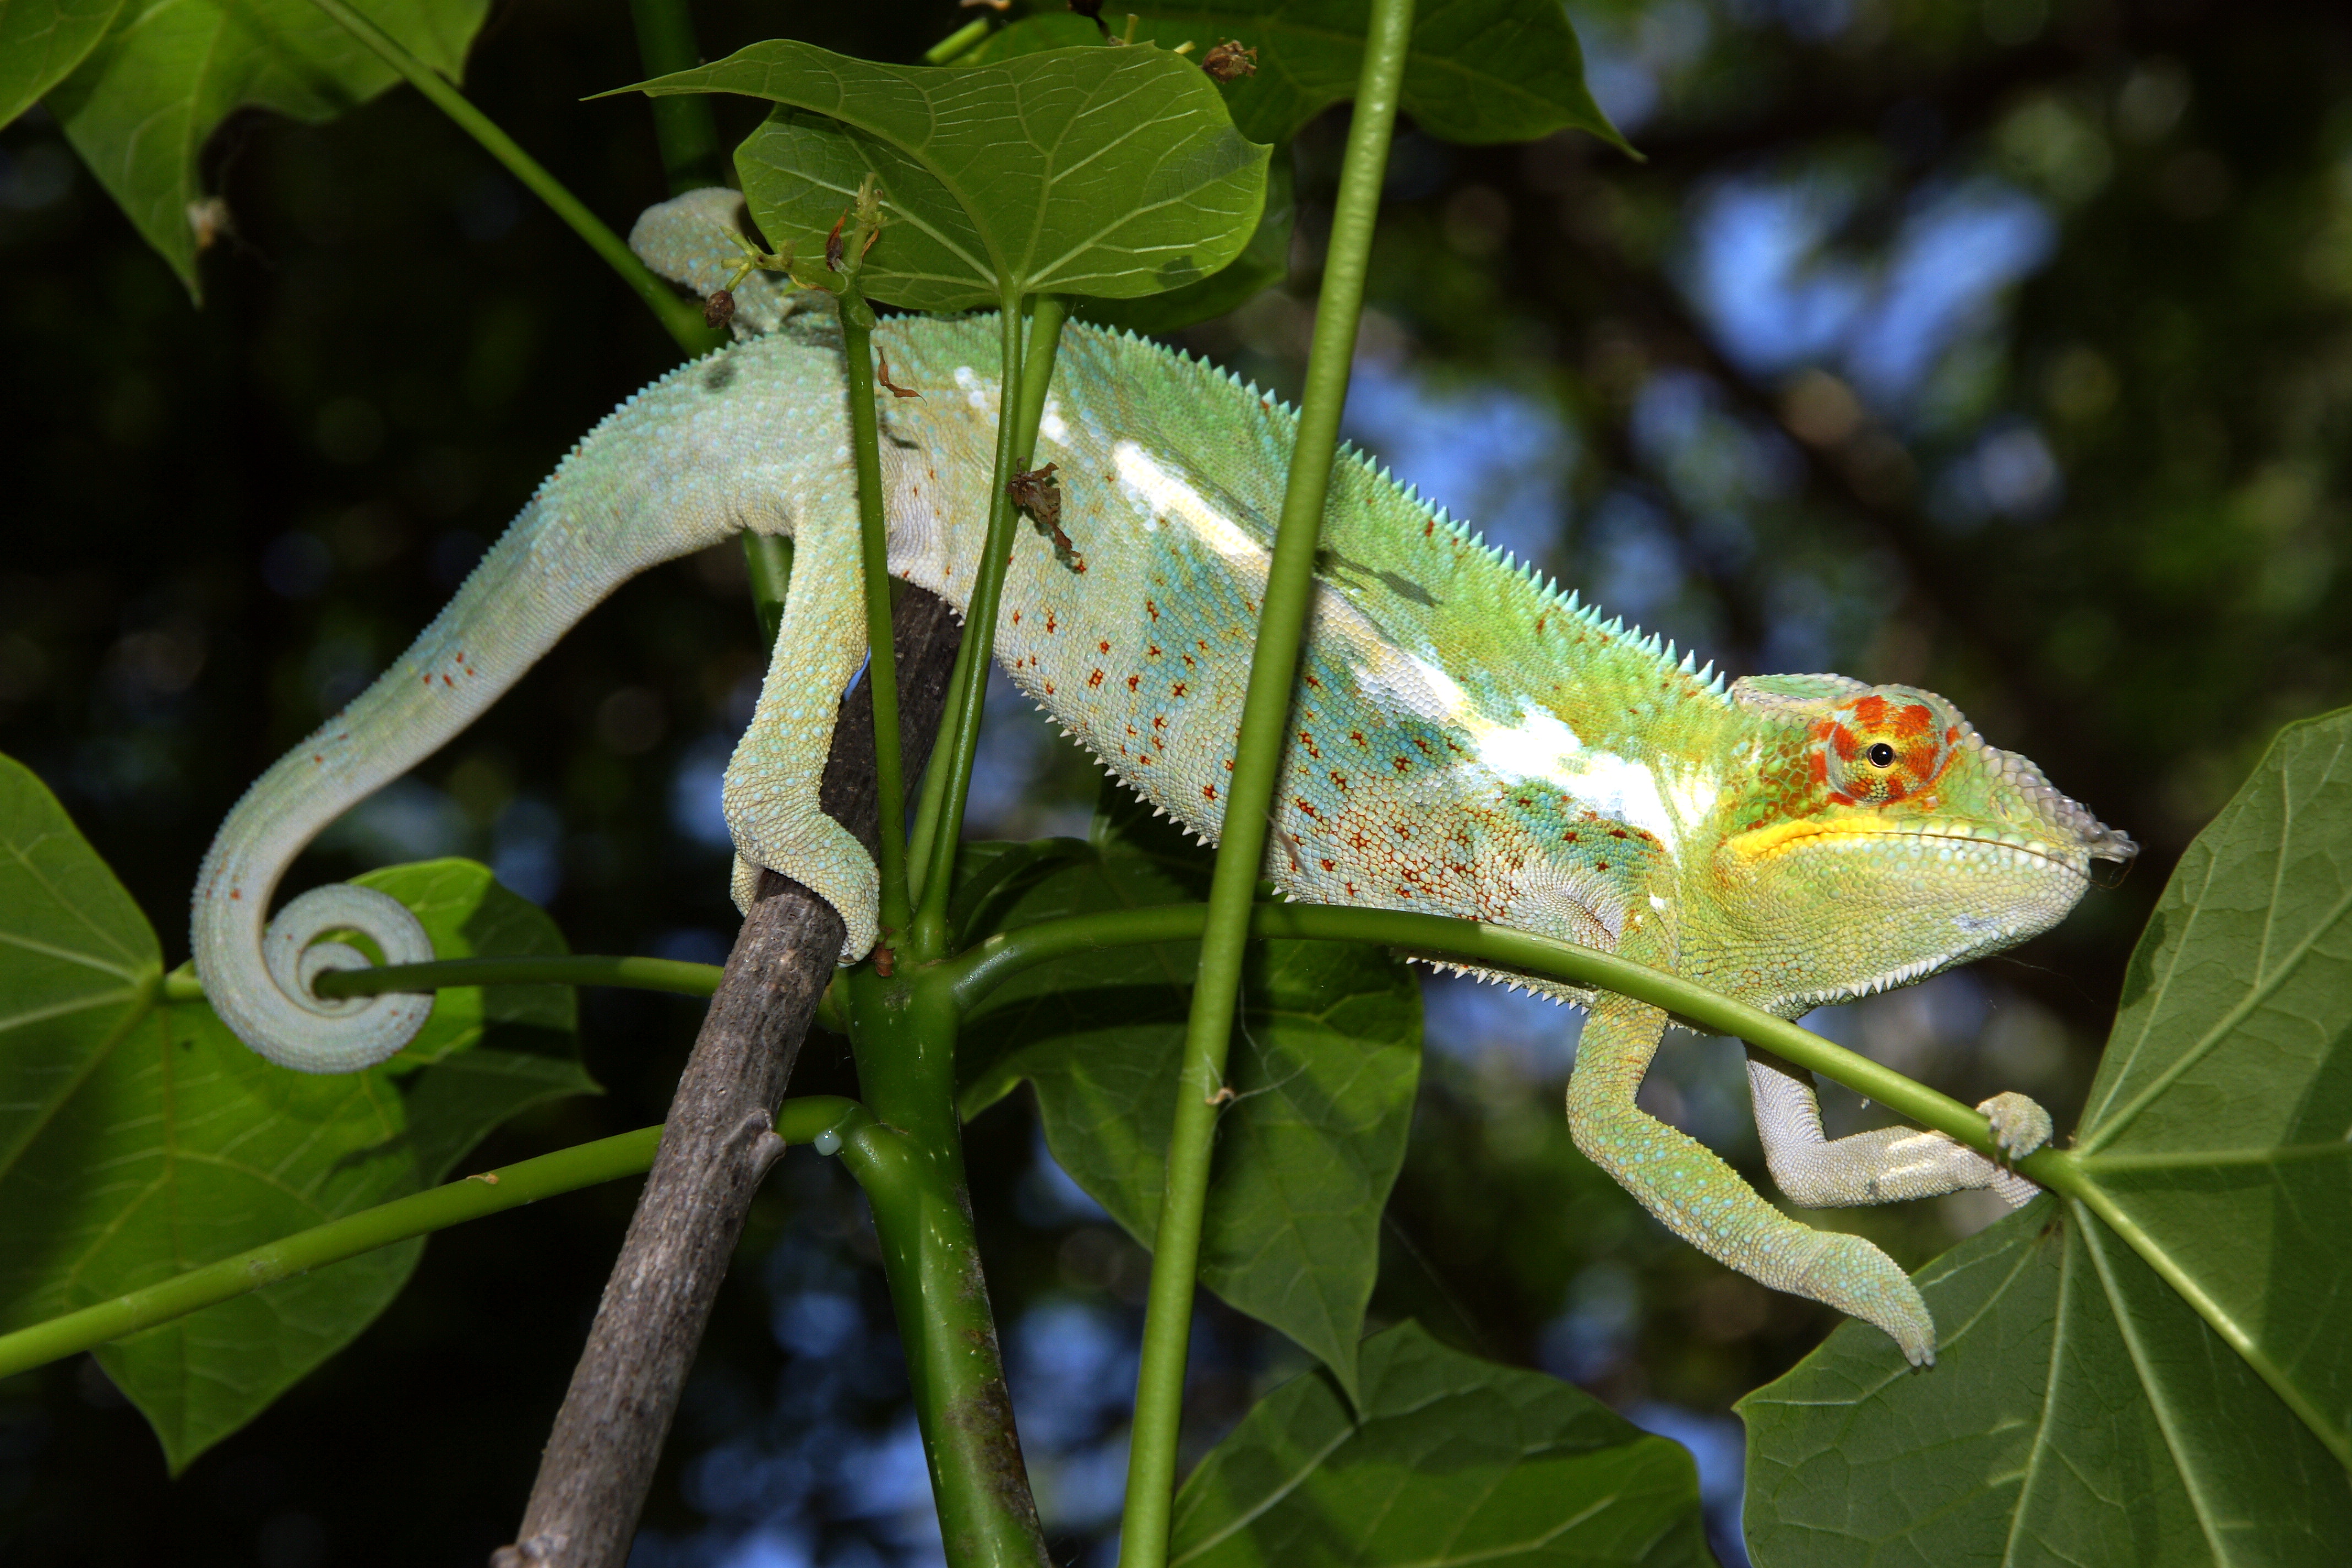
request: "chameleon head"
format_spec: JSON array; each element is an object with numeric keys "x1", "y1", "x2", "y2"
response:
[{"x1": 1703, "y1": 674, "x2": 2137, "y2": 1012}]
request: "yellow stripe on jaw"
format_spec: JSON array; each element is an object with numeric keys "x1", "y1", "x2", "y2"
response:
[
  {"x1": 1721, "y1": 813, "x2": 1926, "y2": 863},
  {"x1": 1723, "y1": 814, "x2": 2086, "y2": 872}
]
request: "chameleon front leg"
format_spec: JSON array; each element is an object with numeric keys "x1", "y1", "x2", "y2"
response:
[
  {"x1": 1567, "y1": 993, "x2": 1940, "y2": 1365},
  {"x1": 1744, "y1": 1047, "x2": 2043, "y2": 1210},
  {"x1": 720, "y1": 500, "x2": 881, "y2": 960}
]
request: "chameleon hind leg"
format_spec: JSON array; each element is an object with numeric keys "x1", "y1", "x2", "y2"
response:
[
  {"x1": 1566, "y1": 994, "x2": 1939, "y2": 1365},
  {"x1": 1744, "y1": 1047, "x2": 2043, "y2": 1210},
  {"x1": 720, "y1": 499, "x2": 880, "y2": 960}
]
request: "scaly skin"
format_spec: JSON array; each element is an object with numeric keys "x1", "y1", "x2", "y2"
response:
[{"x1": 192, "y1": 193, "x2": 2136, "y2": 1362}]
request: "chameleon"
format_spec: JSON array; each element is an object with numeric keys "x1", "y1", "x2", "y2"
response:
[{"x1": 192, "y1": 189, "x2": 2137, "y2": 1365}]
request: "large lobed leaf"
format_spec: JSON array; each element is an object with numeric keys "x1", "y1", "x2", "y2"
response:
[
  {"x1": 968, "y1": 1, "x2": 1631, "y2": 151},
  {"x1": 1169, "y1": 1321, "x2": 1709, "y2": 1565},
  {"x1": 957, "y1": 786, "x2": 1419, "y2": 1403},
  {"x1": 1742, "y1": 706, "x2": 2352, "y2": 1565},
  {"x1": 1077, "y1": 149, "x2": 1296, "y2": 336},
  {"x1": 636, "y1": 38, "x2": 1269, "y2": 313},
  {"x1": 43, "y1": 0, "x2": 490, "y2": 295},
  {"x1": 0, "y1": 755, "x2": 590, "y2": 1468},
  {"x1": 0, "y1": 0, "x2": 124, "y2": 129}
]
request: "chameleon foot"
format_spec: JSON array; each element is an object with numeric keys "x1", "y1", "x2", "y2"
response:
[
  {"x1": 1976, "y1": 1092, "x2": 2052, "y2": 1164},
  {"x1": 1796, "y1": 1230, "x2": 1937, "y2": 1366}
]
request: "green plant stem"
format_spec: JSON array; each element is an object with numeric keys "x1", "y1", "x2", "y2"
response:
[
  {"x1": 743, "y1": 532, "x2": 796, "y2": 649},
  {"x1": 840, "y1": 286, "x2": 913, "y2": 941},
  {"x1": 887, "y1": 286, "x2": 1054, "y2": 899},
  {"x1": 908, "y1": 293, "x2": 1028, "y2": 961},
  {"x1": 845, "y1": 968, "x2": 1050, "y2": 1565},
  {"x1": 0, "y1": 1097, "x2": 874, "y2": 1383},
  {"x1": 0, "y1": 1128, "x2": 658, "y2": 1380},
  {"x1": 1117, "y1": 2, "x2": 1415, "y2": 1561},
  {"x1": 161, "y1": 955, "x2": 722, "y2": 1004},
  {"x1": 923, "y1": 17, "x2": 993, "y2": 64},
  {"x1": 906, "y1": 744, "x2": 955, "y2": 910},
  {"x1": 304, "y1": 0, "x2": 722, "y2": 358},
  {"x1": 309, "y1": 954, "x2": 723, "y2": 999},
  {"x1": 627, "y1": 0, "x2": 725, "y2": 192},
  {"x1": 1013, "y1": 295, "x2": 1068, "y2": 467},
  {"x1": 944, "y1": 900, "x2": 2049, "y2": 1181}
]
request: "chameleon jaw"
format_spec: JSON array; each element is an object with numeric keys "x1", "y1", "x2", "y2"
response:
[{"x1": 1720, "y1": 816, "x2": 2112, "y2": 879}]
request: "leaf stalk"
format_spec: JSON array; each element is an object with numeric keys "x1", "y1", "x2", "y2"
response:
[
  {"x1": 909, "y1": 294, "x2": 1029, "y2": 960},
  {"x1": 1115, "y1": 1, "x2": 1418, "y2": 1559},
  {"x1": 303, "y1": 0, "x2": 723, "y2": 358}
]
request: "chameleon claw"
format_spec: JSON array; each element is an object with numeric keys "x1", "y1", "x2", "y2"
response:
[{"x1": 1976, "y1": 1092, "x2": 2053, "y2": 1165}]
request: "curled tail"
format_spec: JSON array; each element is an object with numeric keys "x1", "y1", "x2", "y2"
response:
[{"x1": 193, "y1": 333, "x2": 824, "y2": 1071}]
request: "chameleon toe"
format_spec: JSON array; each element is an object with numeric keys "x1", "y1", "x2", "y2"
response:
[{"x1": 1977, "y1": 1092, "x2": 2054, "y2": 1164}]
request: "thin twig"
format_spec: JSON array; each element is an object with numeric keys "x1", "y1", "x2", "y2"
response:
[{"x1": 493, "y1": 587, "x2": 963, "y2": 1568}]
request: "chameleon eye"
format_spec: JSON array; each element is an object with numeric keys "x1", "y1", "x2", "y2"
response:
[{"x1": 1867, "y1": 742, "x2": 1896, "y2": 767}]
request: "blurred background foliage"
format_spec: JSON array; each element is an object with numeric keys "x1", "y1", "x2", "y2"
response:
[{"x1": 2, "y1": 0, "x2": 2348, "y2": 1563}]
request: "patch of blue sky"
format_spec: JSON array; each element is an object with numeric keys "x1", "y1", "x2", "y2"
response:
[
  {"x1": 1684, "y1": 170, "x2": 2055, "y2": 412},
  {"x1": 1843, "y1": 180, "x2": 2055, "y2": 402},
  {"x1": 1567, "y1": 1, "x2": 1714, "y2": 137},
  {"x1": 1626, "y1": 1401, "x2": 1752, "y2": 1567},
  {"x1": 1933, "y1": 418, "x2": 2065, "y2": 525},
  {"x1": 490, "y1": 794, "x2": 563, "y2": 903},
  {"x1": 1340, "y1": 357, "x2": 1576, "y2": 569},
  {"x1": 1633, "y1": 369, "x2": 1804, "y2": 513},
  {"x1": 1422, "y1": 970, "x2": 1581, "y2": 1079}
]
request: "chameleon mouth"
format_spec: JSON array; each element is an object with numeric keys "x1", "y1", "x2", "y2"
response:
[
  {"x1": 1956, "y1": 731, "x2": 2141, "y2": 871},
  {"x1": 1726, "y1": 818, "x2": 2133, "y2": 881}
]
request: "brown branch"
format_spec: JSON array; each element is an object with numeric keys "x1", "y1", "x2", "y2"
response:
[{"x1": 492, "y1": 585, "x2": 964, "y2": 1568}]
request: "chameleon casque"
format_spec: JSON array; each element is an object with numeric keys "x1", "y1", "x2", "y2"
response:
[{"x1": 193, "y1": 189, "x2": 2137, "y2": 1365}]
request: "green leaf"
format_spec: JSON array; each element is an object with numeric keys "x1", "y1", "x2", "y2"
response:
[
  {"x1": 1169, "y1": 1321, "x2": 1711, "y2": 1566},
  {"x1": 968, "y1": 1, "x2": 1632, "y2": 151},
  {"x1": 0, "y1": 0, "x2": 124, "y2": 129},
  {"x1": 636, "y1": 39, "x2": 1270, "y2": 312},
  {"x1": 1741, "y1": 706, "x2": 2352, "y2": 1565},
  {"x1": 1077, "y1": 147, "x2": 1294, "y2": 334},
  {"x1": 0, "y1": 761, "x2": 589, "y2": 1468},
  {"x1": 43, "y1": 0, "x2": 491, "y2": 295},
  {"x1": 353, "y1": 859, "x2": 597, "y2": 1183},
  {"x1": 1743, "y1": 1200, "x2": 2352, "y2": 1566},
  {"x1": 957, "y1": 787, "x2": 1419, "y2": 1401}
]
